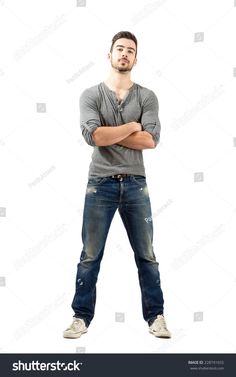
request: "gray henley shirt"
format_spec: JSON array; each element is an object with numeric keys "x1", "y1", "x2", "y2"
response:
[{"x1": 80, "y1": 82, "x2": 161, "y2": 178}]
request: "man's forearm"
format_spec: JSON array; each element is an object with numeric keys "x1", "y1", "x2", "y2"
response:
[
  {"x1": 92, "y1": 122, "x2": 141, "y2": 146},
  {"x1": 117, "y1": 131, "x2": 156, "y2": 150}
]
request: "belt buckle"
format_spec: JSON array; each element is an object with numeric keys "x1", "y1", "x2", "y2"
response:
[{"x1": 112, "y1": 174, "x2": 123, "y2": 181}]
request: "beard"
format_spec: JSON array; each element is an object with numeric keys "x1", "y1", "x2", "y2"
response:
[{"x1": 111, "y1": 58, "x2": 134, "y2": 73}]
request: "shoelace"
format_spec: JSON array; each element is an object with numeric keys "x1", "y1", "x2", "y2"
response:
[{"x1": 72, "y1": 319, "x2": 84, "y2": 330}]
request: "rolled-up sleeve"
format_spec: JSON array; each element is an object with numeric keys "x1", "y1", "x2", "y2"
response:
[
  {"x1": 141, "y1": 90, "x2": 161, "y2": 146},
  {"x1": 80, "y1": 89, "x2": 101, "y2": 146}
]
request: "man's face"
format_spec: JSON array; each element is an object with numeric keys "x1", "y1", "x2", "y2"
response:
[{"x1": 108, "y1": 38, "x2": 137, "y2": 73}]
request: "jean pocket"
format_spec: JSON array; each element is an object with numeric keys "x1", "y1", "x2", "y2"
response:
[
  {"x1": 87, "y1": 177, "x2": 108, "y2": 186},
  {"x1": 132, "y1": 175, "x2": 146, "y2": 186}
]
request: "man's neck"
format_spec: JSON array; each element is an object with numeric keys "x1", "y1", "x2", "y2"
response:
[{"x1": 104, "y1": 69, "x2": 133, "y2": 92}]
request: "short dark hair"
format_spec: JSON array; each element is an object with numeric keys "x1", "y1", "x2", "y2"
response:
[{"x1": 110, "y1": 31, "x2": 137, "y2": 56}]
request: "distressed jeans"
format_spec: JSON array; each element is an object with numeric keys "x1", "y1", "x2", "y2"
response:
[{"x1": 72, "y1": 175, "x2": 164, "y2": 327}]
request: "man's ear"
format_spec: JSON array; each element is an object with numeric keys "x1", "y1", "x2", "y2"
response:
[
  {"x1": 107, "y1": 52, "x2": 111, "y2": 60},
  {"x1": 133, "y1": 57, "x2": 137, "y2": 65}
]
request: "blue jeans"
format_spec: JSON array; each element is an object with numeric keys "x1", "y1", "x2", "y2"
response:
[{"x1": 72, "y1": 175, "x2": 164, "y2": 327}]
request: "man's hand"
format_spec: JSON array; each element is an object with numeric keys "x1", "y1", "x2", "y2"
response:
[
  {"x1": 92, "y1": 121, "x2": 142, "y2": 146},
  {"x1": 131, "y1": 122, "x2": 142, "y2": 132},
  {"x1": 118, "y1": 130, "x2": 156, "y2": 150}
]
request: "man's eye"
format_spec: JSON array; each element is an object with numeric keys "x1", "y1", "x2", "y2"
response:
[
  {"x1": 117, "y1": 48, "x2": 123, "y2": 51},
  {"x1": 128, "y1": 50, "x2": 134, "y2": 54}
]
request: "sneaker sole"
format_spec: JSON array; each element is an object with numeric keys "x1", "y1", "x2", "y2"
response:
[
  {"x1": 149, "y1": 329, "x2": 171, "y2": 338},
  {"x1": 63, "y1": 329, "x2": 88, "y2": 339}
]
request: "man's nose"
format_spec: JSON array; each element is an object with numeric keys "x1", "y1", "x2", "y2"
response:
[{"x1": 122, "y1": 51, "x2": 128, "y2": 57}]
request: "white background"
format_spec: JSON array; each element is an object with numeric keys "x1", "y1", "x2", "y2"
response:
[{"x1": 0, "y1": 0, "x2": 236, "y2": 353}]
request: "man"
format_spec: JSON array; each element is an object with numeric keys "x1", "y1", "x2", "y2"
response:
[{"x1": 63, "y1": 31, "x2": 171, "y2": 339}]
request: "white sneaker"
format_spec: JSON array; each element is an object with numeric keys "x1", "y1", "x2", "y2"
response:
[
  {"x1": 63, "y1": 318, "x2": 88, "y2": 339},
  {"x1": 149, "y1": 314, "x2": 171, "y2": 338}
]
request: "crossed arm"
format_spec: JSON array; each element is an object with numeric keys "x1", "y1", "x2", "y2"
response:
[{"x1": 92, "y1": 122, "x2": 156, "y2": 150}]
